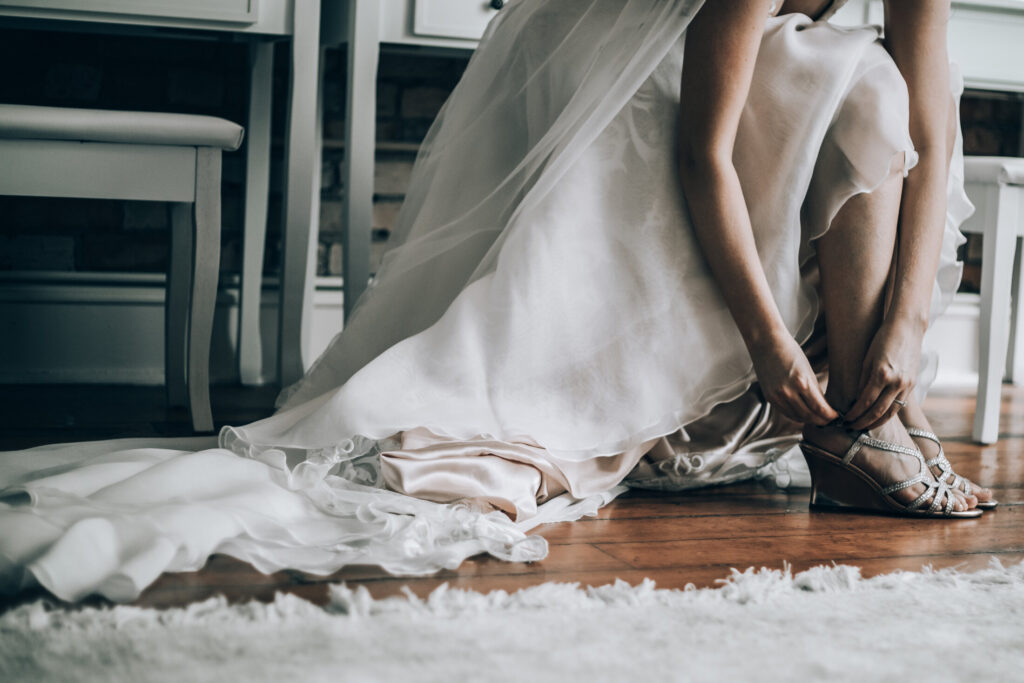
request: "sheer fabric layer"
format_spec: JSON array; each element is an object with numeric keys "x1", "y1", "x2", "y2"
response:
[{"x1": 0, "y1": 3, "x2": 973, "y2": 602}]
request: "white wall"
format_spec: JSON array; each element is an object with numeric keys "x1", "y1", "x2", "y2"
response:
[
  {"x1": 0, "y1": 273, "x2": 344, "y2": 386},
  {"x1": 0, "y1": 271, "x2": 985, "y2": 392}
]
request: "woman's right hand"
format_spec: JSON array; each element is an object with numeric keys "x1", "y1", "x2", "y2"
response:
[{"x1": 749, "y1": 333, "x2": 838, "y2": 426}]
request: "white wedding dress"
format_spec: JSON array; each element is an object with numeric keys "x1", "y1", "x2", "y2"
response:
[{"x1": 0, "y1": 0, "x2": 973, "y2": 602}]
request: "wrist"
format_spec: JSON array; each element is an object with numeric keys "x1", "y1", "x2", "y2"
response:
[{"x1": 743, "y1": 320, "x2": 792, "y2": 356}]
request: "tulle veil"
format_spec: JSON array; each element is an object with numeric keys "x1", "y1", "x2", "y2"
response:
[
  {"x1": 0, "y1": 0, "x2": 721, "y2": 602},
  {"x1": 276, "y1": 0, "x2": 705, "y2": 409}
]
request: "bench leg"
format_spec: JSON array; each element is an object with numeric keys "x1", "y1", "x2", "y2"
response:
[
  {"x1": 238, "y1": 40, "x2": 274, "y2": 386},
  {"x1": 342, "y1": 0, "x2": 379, "y2": 322},
  {"x1": 974, "y1": 185, "x2": 1019, "y2": 444},
  {"x1": 188, "y1": 148, "x2": 222, "y2": 433},
  {"x1": 166, "y1": 202, "x2": 192, "y2": 407}
]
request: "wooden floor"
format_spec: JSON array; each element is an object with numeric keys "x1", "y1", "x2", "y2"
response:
[{"x1": 1, "y1": 383, "x2": 1021, "y2": 610}]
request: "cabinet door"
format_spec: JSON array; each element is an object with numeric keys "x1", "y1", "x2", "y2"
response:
[
  {"x1": 1, "y1": 0, "x2": 258, "y2": 24},
  {"x1": 413, "y1": 0, "x2": 500, "y2": 41},
  {"x1": 949, "y1": 2, "x2": 1024, "y2": 92}
]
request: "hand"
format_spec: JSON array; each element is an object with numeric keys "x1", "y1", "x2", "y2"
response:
[
  {"x1": 845, "y1": 320, "x2": 923, "y2": 430},
  {"x1": 749, "y1": 333, "x2": 838, "y2": 426}
]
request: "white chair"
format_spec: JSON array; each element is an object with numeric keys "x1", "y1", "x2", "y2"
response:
[
  {"x1": 961, "y1": 156, "x2": 1024, "y2": 444},
  {"x1": 0, "y1": 104, "x2": 243, "y2": 432}
]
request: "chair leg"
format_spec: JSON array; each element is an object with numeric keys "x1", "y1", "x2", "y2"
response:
[
  {"x1": 239, "y1": 40, "x2": 274, "y2": 387},
  {"x1": 278, "y1": 0, "x2": 322, "y2": 388},
  {"x1": 166, "y1": 202, "x2": 192, "y2": 407},
  {"x1": 342, "y1": 0, "x2": 379, "y2": 323},
  {"x1": 1005, "y1": 235, "x2": 1024, "y2": 384},
  {"x1": 974, "y1": 185, "x2": 1020, "y2": 444},
  {"x1": 188, "y1": 147, "x2": 222, "y2": 433}
]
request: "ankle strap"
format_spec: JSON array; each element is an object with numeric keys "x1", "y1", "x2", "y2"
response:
[
  {"x1": 906, "y1": 427, "x2": 940, "y2": 444},
  {"x1": 843, "y1": 432, "x2": 923, "y2": 465}
]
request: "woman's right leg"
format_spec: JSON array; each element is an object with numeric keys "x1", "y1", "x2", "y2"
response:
[
  {"x1": 817, "y1": 171, "x2": 902, "y2": 413},
  {"x1": 804, "y1": 169, "x2": 972, "y2": 511}
]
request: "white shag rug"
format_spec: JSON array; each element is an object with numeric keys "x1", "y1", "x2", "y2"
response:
[{"x1": 2, "y1": 561, "x2": 1023, "y2": 683}]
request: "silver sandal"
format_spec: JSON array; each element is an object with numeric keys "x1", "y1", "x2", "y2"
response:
[
  {"x1": 906, "y1": 428, "x2": 998, "y2": 510},
  {"x1": 801, "y1": 428, "x2": 982, "y2": 518}
]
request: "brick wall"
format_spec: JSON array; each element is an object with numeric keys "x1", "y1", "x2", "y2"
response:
[
  {"x1": 0, "y1": 27, "x2": 1021, "y2": 290},
  {"x1": 317, "y1": 50, "x2": 467, "y2": 278}
]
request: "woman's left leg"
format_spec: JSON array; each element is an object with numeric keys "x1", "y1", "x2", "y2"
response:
[{"x1": 897, "y1": 96, "x2": 995, "y2": 505}]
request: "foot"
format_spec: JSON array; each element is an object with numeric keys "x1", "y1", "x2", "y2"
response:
[
  {"x1": 803, "y1": 417, "x2": 974, "y2": 513},
  {"x1": 895, "y1": 396, "x2": 994, "y2": 507},
  {"x1": 901, "y1": 422, "x2": 994, "y2": 507}
]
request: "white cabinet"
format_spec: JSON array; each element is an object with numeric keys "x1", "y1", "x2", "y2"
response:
[
  {"x1": 949, "y1": 2, "x2": 1024, "y2": 92},
  {"x1": 413, "y1": 0, "x2": 499, "y2": 41},
  {"x1": 378, "y1": 0, "x2": 498, "y2": 48},
  {"x1": 0, "y1": 0, "x2": 258, "y2": 24},
  {"x1": 834, "y1": 0, "x2": 1024, "y2": 92}
]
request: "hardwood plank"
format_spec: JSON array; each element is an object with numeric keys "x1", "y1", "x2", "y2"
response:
[
  {"x1": 595, "y1": 524, "x2": 1024, "y2": 570},
  {"x1": 539, "y1": 503, "x2": 1023, "y2": 545},
  {"x1": 586, "y1": 492, "x2": 805, "y2": 520}
]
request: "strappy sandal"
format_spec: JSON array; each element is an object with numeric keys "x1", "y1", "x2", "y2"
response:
[
  {"x1": 801, "y1": 429, "x2": 982, "y2": 518},
  {"x1": 906, "y1": 427, "x2": 998, "y2": 510}
]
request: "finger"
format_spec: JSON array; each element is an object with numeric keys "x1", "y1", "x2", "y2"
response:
[
  {"x1": 793, "y1": 388, "x2": 830, "y2": 426},
  {"x1": 844, "y1": 377, "x2": 885, "y2": 424},
  {"x1": 784, "y1": 390, "x2": 821, "y2": 426},
  {"x1": 849, "y1": 385, "x2": 901, "y2": 430},
  {"x1": 867, "y1": 380, "x2": 913, "y2": 430},
  {"x1": 799, "y1": 381, "x2": 839, "y2": 424},
  {"x1": 770, "y1": 391, "x2": 808, "y2": 425},
  {"x1": 847, "y1": 387, "x2": 897, "y2": 430},
  {"x1": 765, "y1": 392, "x2": 795, "y2": 423},
  {"x1": 860, "y1": 399, "x2": 902, "y2": 432}
]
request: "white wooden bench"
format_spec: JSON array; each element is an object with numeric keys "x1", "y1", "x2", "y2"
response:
[{"x1": 0, "y1": 104, "x2": 243, "y2": 432}]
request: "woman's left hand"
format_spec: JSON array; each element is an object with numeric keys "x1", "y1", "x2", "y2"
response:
[{"x1": 845, "y1": 320, "x2": 923, "y2": 430}]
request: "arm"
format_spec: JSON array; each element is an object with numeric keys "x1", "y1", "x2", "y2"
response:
[
  {"x1": 845, "y1": 0, "x2": 953, "y2": 427},
  {"x1": 678, "y1": 0, "x2": 837, "y2": 425}
]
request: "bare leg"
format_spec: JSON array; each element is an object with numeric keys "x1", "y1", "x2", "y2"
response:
[
  {"x1": 819, "y1": 172, "x2": 903, "y2": 413},
  {"x1": 896, "y1": 97, "x2": 992, "y2": 504},
  {"x1": 803, "y1": 169, "x2": 970, "y2": 511}
]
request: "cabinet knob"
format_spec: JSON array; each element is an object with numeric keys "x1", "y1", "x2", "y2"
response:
[{"x1": 490, "y1": 0, "x2": 504, "y2": 10}]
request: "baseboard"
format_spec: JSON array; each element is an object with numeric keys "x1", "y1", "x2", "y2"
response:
[
  {"x1": 924, "y1": 293, "x2": 981, "y2": 391},
  {"x1": 0, "y1": 271, "x2": 344, "y2": 386},
  {"x1": 0, "y1": 273, "x2": 985, "y2": 389}
]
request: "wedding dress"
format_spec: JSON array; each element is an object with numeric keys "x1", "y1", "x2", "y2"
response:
[{"x1": 0, "y1": 0, "x2": 973, "y2": 602}]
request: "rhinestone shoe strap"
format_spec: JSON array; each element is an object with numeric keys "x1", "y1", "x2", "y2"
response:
[
  {"x1": 906, "y1": 427, "x2": 971, "y2": 496},
  {"x1": 842, "y1": 432, "x2": 954, "y2": 516}
]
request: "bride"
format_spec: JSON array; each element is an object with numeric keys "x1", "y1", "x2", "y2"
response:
[{"x1": 0, "y1": 0, "x2": 997, "y2": 603}]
